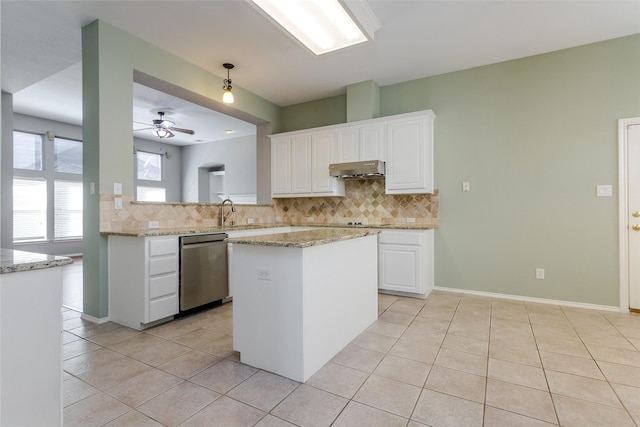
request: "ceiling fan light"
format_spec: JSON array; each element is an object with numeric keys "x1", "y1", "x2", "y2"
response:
[
  {"x1": 223, "y1": 88, "x2": 235, "y2": 104},
  {"x1": 152, "y1": 128, "x2": 171, "y2": 138}
]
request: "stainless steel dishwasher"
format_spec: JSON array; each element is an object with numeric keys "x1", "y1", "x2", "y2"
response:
[{"x1": 179, "y1": 233, "x2": 228, "y2": 312}]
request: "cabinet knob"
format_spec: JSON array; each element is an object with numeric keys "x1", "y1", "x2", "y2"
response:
[
  {"x1": 633, "y1": 211, "x2": 640, "y2": 218},
  {"x1": 633, "y1": 224, "x2": 640, "y2": 231}
]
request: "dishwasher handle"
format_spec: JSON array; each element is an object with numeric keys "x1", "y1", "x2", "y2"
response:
[{"x1": 181, "y1": 233, "x2": 228, "y2": 246}]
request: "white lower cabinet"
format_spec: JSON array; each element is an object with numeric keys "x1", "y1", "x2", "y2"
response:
[
  {"x1": 378, "y1": 229, "x2": 434, "y2": 296},
  {"x1": 109, "y1": 235, "x2": 179, "y2": 330}
]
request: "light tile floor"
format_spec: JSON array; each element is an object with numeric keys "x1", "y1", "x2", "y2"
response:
[{"x1": 62, "y1": 292, "x2": 640, "y2": 426}]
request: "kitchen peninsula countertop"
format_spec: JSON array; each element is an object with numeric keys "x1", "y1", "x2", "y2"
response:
[
  {"x1": 101, "y1": 222, "x2": 435, "y2": 237},
  {"x1": 0, "y1": 248, "x2": 73, "y2": 274},
  {"x1": 227, "y1": 228, "x2": 379, "y2": 248}
]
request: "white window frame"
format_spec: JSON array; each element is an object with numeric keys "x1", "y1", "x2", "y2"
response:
[
  {"x1": 135, "y1": 150, "x2": 167, "y2": 202},
  {"x1": 12, "y1": 131, "x2": 83, "y2": 244}
]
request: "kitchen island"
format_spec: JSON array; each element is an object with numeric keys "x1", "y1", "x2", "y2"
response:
[
  {"x1": 228, "y1": 229, "x2": 379, "y2": 382},
  {"x1": 0, "y1": 249, "x2": 72, "y2": 426}
]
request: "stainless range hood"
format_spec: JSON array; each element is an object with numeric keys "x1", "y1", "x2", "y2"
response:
[{"x1": 329, "y1": 160, "x2": 385, "y2": 179}]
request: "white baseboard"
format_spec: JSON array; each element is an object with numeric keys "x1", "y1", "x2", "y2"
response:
[
  {"x1": 433, "y1": 286, "x2": 621, "y2": 313},
  {"x1": 80, "y1": 313, "x2": 110, "y2": 324}
]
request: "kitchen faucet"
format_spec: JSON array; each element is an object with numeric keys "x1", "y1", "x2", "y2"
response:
[{"x1": 220, "y1": 198, "x2": 236, "y2": 226}]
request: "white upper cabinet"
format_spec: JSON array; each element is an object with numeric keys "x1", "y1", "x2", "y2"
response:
[
  {"x1": 385, "y1": 110, "x2": 435, "y2": 194},
  {"x1": 271, "y1": 109, "x2": 435, "y2": 198},
  {"x1": 270, "y1": 128, "x2": 344, "y2": 198},
  {"x1": 312, "y1": 130, "x2": 338, "y2": 193},
  {"x1": 335, "y1": 121, "x2": 384, "y2": 163},
  {"x1": 271, "y1": 136, "x2": 292, "y2": 195},
  {"x1": 291, "y1": 134, "x2": 312, "y2": 194}
]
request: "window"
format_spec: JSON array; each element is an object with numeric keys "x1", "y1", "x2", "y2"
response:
[
  {"x1": 12, "y1": 131, "x2": 83, "y2": 243},
  {"x1": 54, "y1": 137, "x2": 83, "y2": 174},
  {"x1": 13, "y1": 178, "x2": 47, "y2": 242},
  {"x1": 137, "y1": 186, "x2": 166, "y2": 202},
  {"x1": 13, "y1": 131, "x2": 43, "y2": 170},
  {"x1": 136, "y1": 151, "x2": 162, "y2": 181},
  {"x1": 54, "y1": 180, "x2": 83, "y2": 240},
  {"x1": 135, "y1": 150, "x2": 166, "y2": 202}
]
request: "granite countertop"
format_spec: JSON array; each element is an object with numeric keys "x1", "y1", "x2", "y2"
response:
[
  {"x1": 103, "y1": 224, "x2": 287, "y2": 237},
  {"x1": 226, "y1": 228, "x2": 379, "y2": 248},
  {"x1": 291, "y1": 222, "x2": 436, "y2": 230},
  {"x1": 0, "y1": 248, "x2": 73, "y2": 274},
  {"x1": 102, "y1": 222, "x2": 435, "y2": 237}
]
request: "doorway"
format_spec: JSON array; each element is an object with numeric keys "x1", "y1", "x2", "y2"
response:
[{"x1": 618, "y1": 117, "x2": 640, "y2": 312}]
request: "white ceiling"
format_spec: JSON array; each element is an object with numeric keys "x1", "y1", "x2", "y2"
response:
[{"x1": 2, "y1": 1, "x2": 640, "y2": 144}]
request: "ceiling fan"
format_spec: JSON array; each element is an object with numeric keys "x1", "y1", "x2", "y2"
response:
[{"x1": 134, "y1": 111, "x2": 195, "y2": 139}]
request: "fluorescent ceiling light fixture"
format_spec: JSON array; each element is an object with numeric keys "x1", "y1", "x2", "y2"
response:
[{"x1": 249, "y1": 0, "x2": 380, "y2": 55}]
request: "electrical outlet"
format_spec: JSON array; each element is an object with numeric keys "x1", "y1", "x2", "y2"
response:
[
  {"x1": 596, "y1": 184, "x2": 612, "y2": 197},
  {"x1": 114, "y1": 197, "x2": 122, "y2": 210},
  {"x1": 247, "y1": 218, "x2": 254, "y2": 224},
  {"x1": 148, "y1": 221, "x2": 159, "y2": 229},
  {"x1": 462, "y1": 181, "x2": 471, "y2": 191},
  {"x1": 257, "y1": 268, "x2": 272, "y2": 281},
  {"x1": 535, "y1": 268, "x2": 545, "y2": 280},
  {"x1": 89, "y1": 182, "x2": 95, "y2": 195},
  {"x1": 406, "y1": 218, "x2": 416, "y2": 223},
  {"x1": 275, "y1": 216, "x2": 283, "y2": 223},
  {"x1": 307, "y1": 217, "x2": 315, "y2": 222}
]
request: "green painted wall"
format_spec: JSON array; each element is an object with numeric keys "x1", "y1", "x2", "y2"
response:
[
  {"x1": 346, "y1": 80, "x2": 380, "y2": 122},
  {"x1": 282, "y1": 34, "x2": 640, "y2": 306},
  {"x1": 82, "y1": 20, "x2": 281, "y2": 318},
  {"x1": 280, "y1": 94, "x2": 346, "y2": 132}
]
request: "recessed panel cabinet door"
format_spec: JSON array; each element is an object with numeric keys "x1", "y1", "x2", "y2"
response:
[
  {"x1": 312, "y1": 131, "x2": 336, "y2": 193},
  {"x1": 385, "y1": 111, "x2": 434, "y2": 194},
  {"x1": 291, "y1": 134, "x2": 312, "y2": 194},
  {"x1": 359, "y1": 123, "x2": 385, "y2": 161},
  {"x1": 335, "y1": 126, "x2": 359, "y2": 163},
  {"x1": 271, "y1": 137, "x2": 292, "y2": 195},
  {"x1": 379, "y1": 244, "x2": 423, "y2": 294}
]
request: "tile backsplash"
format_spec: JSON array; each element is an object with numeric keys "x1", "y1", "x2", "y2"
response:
[{"x1": 100, "y1": 180, "x2": 439, "y2": 232}]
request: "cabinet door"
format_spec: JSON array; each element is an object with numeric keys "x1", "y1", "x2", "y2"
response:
[
  {"x1": 291, "y1": 134, "x2": 312, "y2": 194},
  {"x1": 312, "y1": 130, "x2": 336, "y2": 193},
  {"x1": 335, "y1": 126, "x2": 359, "y2": 163},
  {"x1": 359, "y1": 123, "x2": 385, "y2": 161},
  {"x1": 271, "y1": 137, "x2": 291, "y2": 195},
  {"x1": 385, "y1": 113, "x2": 433, "y2": 194},
  {"x1": 379, "y1": 244, "x2": 423, "y2": 294}
]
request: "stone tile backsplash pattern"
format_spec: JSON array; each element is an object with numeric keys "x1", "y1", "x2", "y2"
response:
[{"x1": 100, "y1": 180, "x2": 439, "y2": 232}]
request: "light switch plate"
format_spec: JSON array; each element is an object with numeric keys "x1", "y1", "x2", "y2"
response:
[
  {"x1": 114, "y1": 197, "x2": 123, "y2": 210},
  {"x1": 114, "y1": 182, "x2": 122, "y2": 195},
  {"x1": 596, "y1": 184, "x2": 612, "y2": 197}
]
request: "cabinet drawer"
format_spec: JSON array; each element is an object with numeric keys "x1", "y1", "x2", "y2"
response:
[
  {"x1": 149, "y1": 273, "x2": 177, "y2": 299},
  {"x1": 149, "y1": 238, "x2": 177, "y2": 257},
  {"x1": 379, "y1": 231, "x2": 423, "y2": 246},
  {"x1": 149, "y1": 255, "x2": 177, "y2": 276},
  {"x1": 149, "y1": 295, "x2": 178, "y2": 322}
]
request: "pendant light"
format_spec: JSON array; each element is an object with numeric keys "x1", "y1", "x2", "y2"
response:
[{"x1": 222, "y1": 63, "x2": 235, "y2": 104}]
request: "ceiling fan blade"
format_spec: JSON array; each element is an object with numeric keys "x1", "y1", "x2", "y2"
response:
[
  {"x1": 133, "y1": 120, "x2": 150, "y2": 125},
  {"x1": 169, "y1": 127, "x2": 195, "y2": 135},
  {"x1": 134, "y1": 127, "x2": 155, "y2": 131}
]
